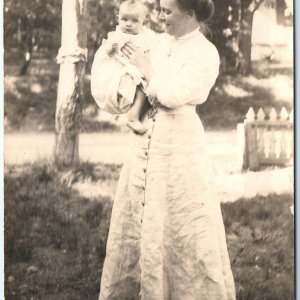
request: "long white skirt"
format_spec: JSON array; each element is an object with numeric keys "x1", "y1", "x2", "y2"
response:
[{"x1": 99, "y1": 105, "x2": 236, "y2": 300}]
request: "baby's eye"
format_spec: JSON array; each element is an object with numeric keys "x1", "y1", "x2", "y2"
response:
[
  {"x1": 133, "y1": 19, "x2": 138, "y2": 23},
  {"x1": 122, "y1": 18, "x2": 128, "y2": 21},
  {"x1": 162, "y1": 8, "x2": 171, "y2": 15}
]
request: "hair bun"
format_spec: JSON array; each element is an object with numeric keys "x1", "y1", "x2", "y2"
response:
[
  {"x1": 176, "y1": 0, "x2": 215, "y2": 22},
  {"x1": 195, "y1": 0, "x2": 214, "y2": 22},
  {"x1": 176, "y1": 0, "x2": 215, "y2": 23}
]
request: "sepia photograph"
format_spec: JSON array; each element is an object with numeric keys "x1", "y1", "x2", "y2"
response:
[{"x1": 4, "y1": 0, "x2": 294, "y2": 299}]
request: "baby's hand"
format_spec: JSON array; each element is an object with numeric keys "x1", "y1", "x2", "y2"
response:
[{"x1": 106, "y1": 41, "x2": 119, "y2": 57}]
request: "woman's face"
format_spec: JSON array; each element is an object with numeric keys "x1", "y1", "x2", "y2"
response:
[{"x1": 159, "y1": 0, "x2": 189, "y2": 37}]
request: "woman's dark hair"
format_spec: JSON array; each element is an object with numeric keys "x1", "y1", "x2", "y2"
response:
[{"x1": 176, "y1": 0, "x2": 214, "y2": 23}]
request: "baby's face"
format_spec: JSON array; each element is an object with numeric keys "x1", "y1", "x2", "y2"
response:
[{"x1": 118, "y1": 6, "x2": 145, "y2": 35}]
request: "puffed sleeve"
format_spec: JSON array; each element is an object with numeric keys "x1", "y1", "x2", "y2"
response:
[
  {"x1": 91, "y1": 44, "x2": 121, "y2": 114},
  {"x1": 91, "y1": 40, "x2": 136, "y2": 114},
  {"x1": 146, "y1": 42, "x2": 220, "y2": 108}
]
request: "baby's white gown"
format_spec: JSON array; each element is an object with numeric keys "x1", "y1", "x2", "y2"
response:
[
  {"x1": 92, "y1": 28, "x2": 236, "y2": 300},
  {"x1": 91, "y1": 27, "x2": 155, "y2": 114}
]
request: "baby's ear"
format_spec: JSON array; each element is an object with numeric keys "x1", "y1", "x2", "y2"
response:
[
  {"x1": 142, "y1": 16, "x2": 149, "y2": 27},
  {"x1": 116, "y1": 14, "x2": 120, "y2": 23}
]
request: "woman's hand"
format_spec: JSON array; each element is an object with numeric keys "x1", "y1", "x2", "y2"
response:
[{"x1": 121, "y1": 42, "x2": 154, "y2": 82}]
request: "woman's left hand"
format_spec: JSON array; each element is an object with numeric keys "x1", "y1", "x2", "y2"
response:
[{"x1": 121, "y1": 42, "x2": 154, "y2": 82}]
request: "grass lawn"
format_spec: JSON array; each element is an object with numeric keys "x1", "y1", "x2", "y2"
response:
[{"x1": 4, "y1": 163, "x2": 294, "y2": 300}]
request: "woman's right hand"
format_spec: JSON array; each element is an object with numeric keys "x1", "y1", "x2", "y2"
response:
[{"x1": 121, "y1": 42, "x2": 154, "y2": 82}]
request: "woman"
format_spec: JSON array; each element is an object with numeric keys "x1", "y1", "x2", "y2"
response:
[{"x1": 93, "y1": 0, "x2": 236, "y2": 299}]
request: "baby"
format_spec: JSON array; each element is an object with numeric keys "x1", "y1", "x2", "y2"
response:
[{"x1": 102, "y1": 0, "x2": 154, "y2": 134}]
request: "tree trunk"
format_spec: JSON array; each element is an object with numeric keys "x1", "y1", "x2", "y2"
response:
[
  {"x1": 276, "y1": 0, "x2": 287, "y2": 25},
  {"x1": 238, "y1": 10, "x2": 254, "y2": 75},
  {"x1": 19, "y1": 50, "x2": 32, "y2": 76},
  {"x1": 238, "y1": 0, "x2": 266, "y2": 75},
  {"x1": 54, "y1": 0, "x2": 88, "y2": 167},
  {"x1": 19, "y1": 21, "x2": 33, "y2": 76}
]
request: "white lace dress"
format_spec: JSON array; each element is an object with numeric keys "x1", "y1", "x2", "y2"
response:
[{"x1": 94, "y1": 28, "x2": 236, "y2": 300}]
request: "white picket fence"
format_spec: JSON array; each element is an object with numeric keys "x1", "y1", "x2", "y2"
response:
[{"x1": 237, "y1": 107, "x2": 294, "y2": 171}]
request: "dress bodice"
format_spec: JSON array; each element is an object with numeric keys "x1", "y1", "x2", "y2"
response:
[{"x1": 147, "y1": 28, "x2": 220, "y2": 109}]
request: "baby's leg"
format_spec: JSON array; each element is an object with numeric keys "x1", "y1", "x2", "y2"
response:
[
  {"x1": 127, "y1": 86, "x2": 148, "y2": 134},
  {"x1": 128, "y1": 86, "x2": 147, "y2": 121}
]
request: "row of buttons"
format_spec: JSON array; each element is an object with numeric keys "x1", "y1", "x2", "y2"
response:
[
  {"x1": 140, "y1": 116, "x2": 156, "y2": 224},
  {"x1": 138, "y1": 113, "x2": 157, "y2": 300}
]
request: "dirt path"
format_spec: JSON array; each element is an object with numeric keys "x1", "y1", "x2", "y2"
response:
[
  {"x1": 4, "y1": 131, "x2": 293, "y2": 202},
  {"x1": 4, "y1": 131, "x2": 239, "y2": 167}
]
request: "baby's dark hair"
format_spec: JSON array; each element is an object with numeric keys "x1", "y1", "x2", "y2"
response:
[{"x1": 176, "y1": 0, "x2": 214, "y2": 22}]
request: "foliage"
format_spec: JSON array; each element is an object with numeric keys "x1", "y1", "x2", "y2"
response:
[
  {"x1": 4, "y1": 162, "x2": 294, "y2": 299},
  {"x1": 4, "y1": 0, "x2": 62, "y2": 56},
  {"x1": 211, "y1": 0, "x2": 281, "y2": 74},
  {"x1": 87, "y1": 0, "x2": 119, "y2": 66},
  {"x1": 210, "y1": 0, "x2": 240, "y2": 72},
  {"x1": 210, "y1": 0, "x2": 292, "y2": 73},
  {"x1": 4, "y1": 0, "x2": 158, "y2": 71},
  {"x1": 4, "y1": 0, "x2": 292, "y2": 74}
]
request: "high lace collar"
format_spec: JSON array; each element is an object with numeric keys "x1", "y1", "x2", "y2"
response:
[{"x1": 174, "y1": 27, "x2": 201, "y2": 42}]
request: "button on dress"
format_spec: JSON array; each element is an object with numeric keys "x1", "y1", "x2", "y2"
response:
[{"x1": 93, "y1": 28, "x2": 236, "y2": 300}]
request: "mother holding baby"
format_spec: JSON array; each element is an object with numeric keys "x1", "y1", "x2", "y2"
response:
[{"x1": 92, "y1": 0, "x2": 236, "y2": 299}]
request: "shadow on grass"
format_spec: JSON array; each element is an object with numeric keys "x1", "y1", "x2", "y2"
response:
[
  {"x1": 4, "y1": 74, "x2": 118, "y2": 133},
  {"x1": 4, "y1": 60, "x2": 293, "y2": 132},
  {"x1": 5, "y1": 162, "x2": 294, "y2": 299},
  {"x1": 198, "y1": 71, "x2": 293, "y2": 130},
  {"x1": 4, "y1": 75, "x2": 58, "y2": 131},
  {"x1": 4, "y1": 162, "x2": 121, "y2": 299},
  {"x1": 221, "y1": 194, "x2": 294, "y2": 300}
]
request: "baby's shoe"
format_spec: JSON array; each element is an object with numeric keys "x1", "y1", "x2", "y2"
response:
[{"x1": 126, "y1": 119, "x2": 147, "y2": 135}]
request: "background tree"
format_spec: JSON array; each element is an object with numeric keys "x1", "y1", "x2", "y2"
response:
[
  {"x1": 211, "y1": 0, "x2": 241, "y2": 73},
  {"x1": 211, "y1": 0, "x2": 289, "y2": 75},
  {"x1": 54, "y1": 0, "x2": 88, "y2": 167},
  {"x1": 4, "y1": 0, "x2": 61, "y2": 75},
  {"x1": 4, "y1": 0, "x2": 292, "y2": 76},
  {"x1": 238, "y1": 0, "x2": 274, "y2": 74},
  {"x1": 86, "y1": 0, "x2": 119, "y2": 71}
]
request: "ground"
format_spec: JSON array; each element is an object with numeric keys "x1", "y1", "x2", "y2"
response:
[
  {"x1": 4, "y1": 131, "x2": 294, "y2": 202},
  {"x1": 4, "y1": 130, "x2": 294, "y2": 299},
  {"x1": 4, "y1": 163, "x2": 294, "y2": 299},
  {"x1": 4, "y1": 55, "x2": 294, "y2": 299}
]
